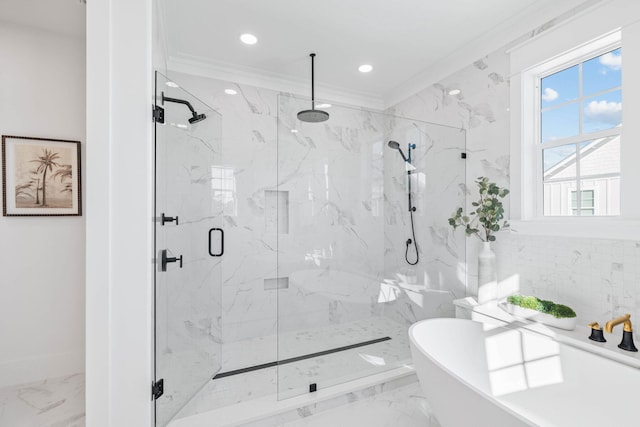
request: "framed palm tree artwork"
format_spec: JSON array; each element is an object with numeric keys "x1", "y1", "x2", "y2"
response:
[{"x1": 2, "y1": 135, "x2": 81, "y2": 216}]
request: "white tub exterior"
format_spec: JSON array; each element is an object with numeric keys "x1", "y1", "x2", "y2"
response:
[{"x1": 409, "y1": 318, "x2": 640, "y2": 427}]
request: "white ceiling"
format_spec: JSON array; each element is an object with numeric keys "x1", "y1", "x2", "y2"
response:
[
  {"x1": 159, "y1": 0, "x2": 595, "y2": 108},
  {"x1": 0, "y1": 0, "x2": 85, "y2": 37}
]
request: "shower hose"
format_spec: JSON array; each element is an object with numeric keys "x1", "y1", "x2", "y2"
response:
[{"x1": 405, "y1": 206, "x2": 419, "y2": 265}]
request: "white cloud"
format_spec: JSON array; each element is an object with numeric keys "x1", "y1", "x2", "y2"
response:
[
  {"x1": 584, "y1": 100, "x2": 622, "y2": 125},
  {"x1": 541, "y1": 87, "x2": 559, "y2": 102},
  {"x1": 599, "y1": 52, "x2": 621, "y2": 70}
]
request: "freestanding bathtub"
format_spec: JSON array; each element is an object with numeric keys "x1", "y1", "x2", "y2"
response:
[{"x1": 409, "y1": 318, "x2": 640, "y2": 427}]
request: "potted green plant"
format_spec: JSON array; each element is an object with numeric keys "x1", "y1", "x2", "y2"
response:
[
  {"x1": 501, "y1": 295, "x2": 577, "y2": 330},
  {"x1": 449, "y1": 177, "x2": 509, "y2": 303}
]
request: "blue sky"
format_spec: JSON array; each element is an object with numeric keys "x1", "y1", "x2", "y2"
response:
[{"x1": 542, "y1": 48, "x2": 621, "y2": 171}]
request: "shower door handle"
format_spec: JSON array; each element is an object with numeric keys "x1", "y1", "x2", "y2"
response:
[{"x1": 208, "y1": 228, "x2": 224, "y2": 257}]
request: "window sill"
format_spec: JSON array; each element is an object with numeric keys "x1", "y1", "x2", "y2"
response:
[{"x1": 509, "y1": 218, "x2": 640, "y2": 241}]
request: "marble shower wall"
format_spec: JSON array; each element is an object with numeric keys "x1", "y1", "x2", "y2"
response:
[
  {"x1": 276, "y1": 95, "x2": 388, "y2": 335},
  {"x1": 167, "y1": 74, "x2": 281, "y2": 368},
  {"x1": 166, "y1": 72, "x2": 468, "y2": 360},
  {"x1": 381, "y1": 119, "x2": 466, "y2": 325},
  {"x1": 385, "y1": 52, "x2": 511, "y2": 325}
]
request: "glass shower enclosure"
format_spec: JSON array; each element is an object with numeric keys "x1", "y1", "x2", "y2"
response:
[
  {"x1": 153, "y1": 72, "x2": 224, "y2": 426},
  {"x1": 276, "y1": 94, "x2": 466, "y2": 399}
]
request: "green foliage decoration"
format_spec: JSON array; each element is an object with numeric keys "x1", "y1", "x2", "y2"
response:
[
  {"x1": 507, "y1": 294, "x2": 577, "y2": 319},
  {"x1": 448, "y1": 177, "x2": 509, "y2": 242}
]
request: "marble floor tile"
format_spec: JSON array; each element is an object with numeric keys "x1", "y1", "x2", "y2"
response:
[
  {"x1": 0, "y1": 373, "x2": 85, "y2": 427},
  {"x1": 276, "y1": 382, "x2": 439, "y2": 427}
]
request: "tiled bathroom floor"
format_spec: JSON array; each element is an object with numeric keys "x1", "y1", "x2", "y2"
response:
[
  {"x1": 177, "y1": 316, "x2": 413, "y2": 418},
  {"x1": 0, "y1": 373, "x2": 85, "y2": 427}
]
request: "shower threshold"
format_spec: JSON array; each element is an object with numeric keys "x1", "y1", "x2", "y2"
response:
[
  {"x1": 213, "y1": 336, "x2": 392, "y2": 380},
  {"x1": 169, "y1": 365, "x2": 417, "y2": 427},
  {"x1": 172, "y1": 317, "x2": 414, "y2": 424}
]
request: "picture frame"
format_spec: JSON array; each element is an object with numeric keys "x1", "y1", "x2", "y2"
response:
[{"x1": 2, "y1": 135, "x2": 82, "y2": 216}]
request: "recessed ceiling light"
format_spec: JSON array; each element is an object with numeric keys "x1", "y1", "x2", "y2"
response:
[
  {"x1": 316, "y1": 103, "x2": 331, "y2": 108},
  {"x1": 165, "y1": 81, "x2": 179, "y2": 88},
  {"x1": 291, "y1": 129, "x2": 299, "y2": 133},
  {"x1": 448, "y1": 89, "x2": 461, "y2": 95},
  {"x1": 225, "y1": 89, "x2": 238, "y2": 95},
  {"x1": 358, "y1": 64, "x2": 373, "y2": 73},
  {"x1": 240, "y1": 33, "x2": 258, "y2": 45}
]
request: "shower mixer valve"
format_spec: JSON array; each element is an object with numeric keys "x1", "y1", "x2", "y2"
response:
[{"x1": 160, "y1": 249, "x2": 183, "y2": 272}]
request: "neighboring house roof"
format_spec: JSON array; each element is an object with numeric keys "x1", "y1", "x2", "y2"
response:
[{"x1": 544, "y1": 133, "x2": 620, "y2": 181}]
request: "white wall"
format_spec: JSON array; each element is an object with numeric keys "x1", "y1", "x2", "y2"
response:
[
  {"x1": 0, "y1": 21, "x2": 85, "y2": 387},
  {"x1": 86, "y1": 0, "x2": 154, "y2": 425}
]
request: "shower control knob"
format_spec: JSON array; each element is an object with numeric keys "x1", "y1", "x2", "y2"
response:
[
  {"x1": 161, "y1": 213, "x2": 179, "y2": 226},
  {"x1": 160, "y1": 249, "x2": 183, "y2": 272}
]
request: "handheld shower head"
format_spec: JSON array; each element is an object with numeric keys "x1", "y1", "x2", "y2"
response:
[{"x1": 387, "y1": 140, "x2": 408, "y2": 162}]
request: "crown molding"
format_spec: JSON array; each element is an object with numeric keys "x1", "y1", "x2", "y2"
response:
[
  {"x1": 382, "y1": 0, "x2": 603, "y2": 109},
  {"x1": 166, "y1": 53, "x2": 385, "y2": 111}
]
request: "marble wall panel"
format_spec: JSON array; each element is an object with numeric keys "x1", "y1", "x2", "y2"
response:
[
  {"x1": 276, "y1": 95, "x2": 388, "y2": 334},
  {"x1": 389, "y1": 22, "x2": 640, "y2": 325},
  {"x1": 381, "y1": 116, "x2": 466, "y2": 326}
]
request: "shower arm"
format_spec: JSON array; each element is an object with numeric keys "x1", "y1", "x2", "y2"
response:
[
  {"x1": 311, "y1": 53, "x2": 316, "y2": 110},
  {"x1": 162, "y1": 94, "x2": 197, "y2": 115}
]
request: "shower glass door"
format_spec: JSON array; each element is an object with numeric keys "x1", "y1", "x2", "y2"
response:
[
  {"x1": 154, "y1": 72, "x2": 223, "y2": 426},
  {"x1": 276, "y1": 94, "x2": 466, "y2": 399}
]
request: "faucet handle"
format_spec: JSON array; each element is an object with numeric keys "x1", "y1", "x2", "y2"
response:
[{"x1": 588, "y1": 322, "x2": 606, "y2": 342}]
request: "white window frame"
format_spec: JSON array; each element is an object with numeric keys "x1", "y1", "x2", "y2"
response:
[
  {"x1": 533, "y1": 38, "x2": 622, "y2": 218},
  {"x1": 568, "y1": 187, "x2": 596, "y2": 216},
  {"x1": 509, "y1": 3, "x2": 640, "y2": 240}
]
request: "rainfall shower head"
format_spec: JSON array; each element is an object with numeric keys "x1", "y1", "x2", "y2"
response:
[
  {"x1": 162, "y1": 93, "x2": 207, "y2": 125},
  {"x1": 298, "y1": 53, "x2": 330, "y2": 123},
  {"x1": 297, "y1": 109, "x2": 329, "y2": 123},
  {"x1": 387, "y1": 140, "x2": 408, "y2": 162}
]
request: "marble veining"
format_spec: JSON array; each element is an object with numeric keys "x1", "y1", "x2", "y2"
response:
[
  {"x1": 0, "y1": 374, "x2": 85, "y2": 427},
  {"x1": 154, "y1": 78, "x2": 224, "y2": 425},
  {"x1": 494, "y1": 235, "x2": 640, "y2": 324},
  {"x1": 388, "y1": 7, "x2": 640, "y2": 332},
  {"x1": 160, "y1": 73, "x2": 466, "y2": 418}
]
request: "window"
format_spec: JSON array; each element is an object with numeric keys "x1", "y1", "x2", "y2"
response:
[
  {"x1": 570, "y1": 189, "x2": 595, "y2": 216},
  {"x1": 537, "y1": 44, "x2": 622, "y2": 217}
]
